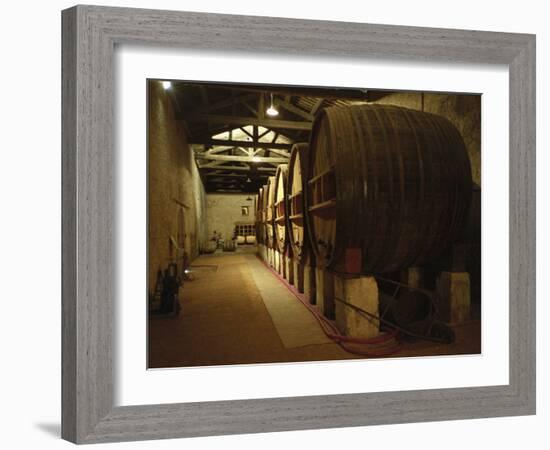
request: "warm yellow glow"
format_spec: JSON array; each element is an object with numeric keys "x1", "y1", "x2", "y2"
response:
[
  {"x1": 252, "y1": 156, "x2": 261, "y2": 162},
  {"x1": 162, "y1": 81, "x2": 172, "y2": 90}
]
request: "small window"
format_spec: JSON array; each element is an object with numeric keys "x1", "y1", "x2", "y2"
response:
[{"x1": 241, "y1": 206, "x2": 249, "y2": 216}]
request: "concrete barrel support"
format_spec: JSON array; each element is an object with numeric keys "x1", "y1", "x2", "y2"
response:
[
  {"x1": 293, "y1": 260, "x2": 304, "y2": 293},
  {"x1": 285, "y1": 255, "x2": 294, "y2": 285},
  {"x1": 274, "y1": 250, "x2": 280, "y2": 273},
  {"x1": 401, "y1": 266, "x2": 423, "y2": 288},
  {"x1": 303, "y1": 264, "x2": 316, "y2": 305},
  {"x1": 258, "y1": 244, "x2": 266, "y2": 262},
  {"x1": 334, "y1": 276, "x2": 380, "y2": 338},
  {"x1": 436, "y1": 271, "x2": 471, "y2": 323},
  {"x1": 315, "y1": 267, "x2": 335, "y2": 319}
]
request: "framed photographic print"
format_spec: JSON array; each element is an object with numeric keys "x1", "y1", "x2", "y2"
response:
[{"x1": 62, "y1": 5, "x2": 535, "y2": 444}]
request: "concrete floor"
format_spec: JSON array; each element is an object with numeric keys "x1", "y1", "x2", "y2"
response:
[{"x1": 148, "y1": 251, "x2": 481, "y2": 368}]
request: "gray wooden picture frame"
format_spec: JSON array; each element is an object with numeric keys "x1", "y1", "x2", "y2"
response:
[{"x1": 61, "y1": 5, "x2": 536, "y2": 444}]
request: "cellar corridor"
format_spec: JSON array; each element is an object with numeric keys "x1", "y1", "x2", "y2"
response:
[
  {"x1": 148, "y1": 251, "x2": 481, "y2": 368},
  {"x1": 147, "y1": 79, "x2": 482, "y2": 368},
  {"x1": 148, "y1": 252, "x2": 352, "y2": 367}
]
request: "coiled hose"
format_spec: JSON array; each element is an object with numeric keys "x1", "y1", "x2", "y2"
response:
[{"x1": 258, "y1": 256, "x2": 402, "y2": 357}]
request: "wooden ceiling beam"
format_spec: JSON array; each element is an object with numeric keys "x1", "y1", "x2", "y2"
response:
[
  {"x1": 184, "y1": 114, "x2": 312, "y2": 131},
  {"x1": 188, "y1": 92, "x2": 257, "y2": 115},
  {"x1": 310, "y1": 98, "x2": 325, "y2": 115},
  {"x1": 204, "y1": 173, "x2": 270, "y2": 179},
  {"x1": 274, "y1": 98, "x2": 314, "y2": 121},
  {"x1": 194, "y1": 84, "x2": 368, "y2": 101},
  {"x1": 266, "y1": 148, "x2": 292, "y2": 158},
  {"x1": 198, "y1": 163, "x2": 276, "y2": 172},
  {"x1": 199, "y1": 86, "x2": 209, "y2": 106},
  {"x1": 195, "y1": 153, "x2": 289, "y2": 163},
  {"x1": 242, "y1": 101, "x2": 258, "y2": 116},
  {"x1": 190, "y1": 139, "x2": 292, "y2": 150}
]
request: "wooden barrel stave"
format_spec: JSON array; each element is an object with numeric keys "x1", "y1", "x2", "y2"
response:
[
  {"x1": 307, "y1": 104, "x2": 472, "y2": 274},
  {"x1": 255, "y1": 188, "x2": 264, "y2": 245},
  {"x1": 287, "y1": 143, "x2": 314, "y2": 264},
  {"x1": 265, "y1": 176, "x2": 276, "y2": 249},
  {"x1": 274, "y1": 164, "x2": 290, "y2": 254}
]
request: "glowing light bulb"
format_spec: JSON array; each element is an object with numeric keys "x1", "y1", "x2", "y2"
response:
[
  {"x1": 266, "y1": 93, "x2": 278, "y2": 116},
  {"x1": 162, "y1": 81, "x2": 172, "y2": 90}
]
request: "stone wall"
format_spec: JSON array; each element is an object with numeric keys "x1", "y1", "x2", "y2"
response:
[
  {"x1": 206, "y1": 194, "x2": 256, "y2": 242},
  {"x1": 148, "y1": 81, "x2": 207, "y2": 293}
]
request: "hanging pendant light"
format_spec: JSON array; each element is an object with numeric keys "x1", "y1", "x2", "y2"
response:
[{"x1": 266, "y1": 93, "x2": 279, "y2": 116}]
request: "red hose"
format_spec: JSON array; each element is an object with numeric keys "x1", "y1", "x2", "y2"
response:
[{"x1": 257, "y1": 255, "x2": 402, "y2": 357}]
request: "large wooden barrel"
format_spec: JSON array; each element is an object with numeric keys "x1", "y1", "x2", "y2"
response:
[
  {"x1": 273, "y1": 164, "x2": 290, "y2": 254},
  {"x1": 259, "y1": 183, "x2": 269, "y2": 247},
  {"x1": 255, "y1": 188, "x2": 264, "y2": 245},
  {"x1": 265, "y1": 176, "x2": 276, "y2": 249},
  {"x1": 306, "y1": 104, "x2": 472, "y2": 274},
  {"x1": 287, "y1": 143, "x2": 312, "y2": 264}
]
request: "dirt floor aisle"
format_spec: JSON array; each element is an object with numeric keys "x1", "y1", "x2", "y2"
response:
[{"x1": 148, "y1": 252, "x2": 353, "y2": 368}]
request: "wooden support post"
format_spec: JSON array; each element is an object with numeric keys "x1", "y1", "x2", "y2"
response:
[
  {"x1": 315, "y1": 267, "x2": 335, "y2": 319},
  {"x1": 436, "y1": 272, "x2": 471, "y2": 323},
  {"x1": 334, "y1": 275, "x2": 379, "y2": 338}
]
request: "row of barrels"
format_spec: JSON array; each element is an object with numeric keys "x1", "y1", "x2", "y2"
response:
[{"x1": 255, "y1": 104, "x2": 472, "y2": 275}]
